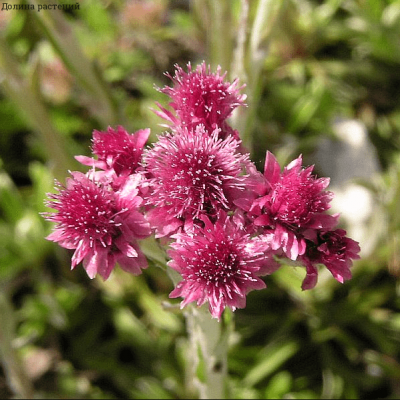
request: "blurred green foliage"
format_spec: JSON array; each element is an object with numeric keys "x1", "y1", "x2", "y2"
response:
[{"x1": 0, "y1": 0, "x2": 399, "y2": 398}]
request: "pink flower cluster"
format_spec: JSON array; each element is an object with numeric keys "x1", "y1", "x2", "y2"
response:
[
  {"x1": 43, "y1": 62, "x2": 360, "y2": 320},
  {"x1": 43, "y1": 127, "x2": 152, "y2": 280}
]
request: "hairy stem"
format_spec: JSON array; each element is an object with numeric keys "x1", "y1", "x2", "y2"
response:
[{"x1": 185, "y1": 304, "x2": 231, "y2": 399}]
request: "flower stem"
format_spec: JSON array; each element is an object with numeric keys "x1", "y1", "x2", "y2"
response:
[
  {"x1": 184, "y1": 304, "x2": 231, "y2": 399},
  {"x1": 231, "y1": 0, "x2": 286, "y2": 154}
]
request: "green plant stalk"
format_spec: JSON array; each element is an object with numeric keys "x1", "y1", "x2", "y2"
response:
[
  {"x1": 231, "y1": 0, "x2": 249, "y2": 85},
  {"x1": 248, "y1": 0, "x2": 286, "y2": 85},
  {"x1": 229, "y1": 0, "x2": 251, "y2": 152},
  {"x1": 0, "y1": 37, "x2": 72, "y2": 181},
  {"x1": 231, "y1": 0, "x2": 286, "y2": 153},
  {"x1": 27, "y1": 0, "x2": 121, "y2": 127},
  {"x1": 207, "y1": 0, "x2": 233, "y2": 71},
  {"x1": 0, "y1": 292, "x2": 34, "y2": 399},
  {"x1": 184, "y1": 304, "x2": 230, "y2": 399},
  {"x1": 192, "y1": 0, "x2": 233, "y2": 71}
]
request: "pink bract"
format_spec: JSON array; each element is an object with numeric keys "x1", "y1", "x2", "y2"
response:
[
  {"x1": 43, "y1": 172, "x2": 151, "y2": 280},
  {"x1": 168, "y1": 212, "x2": 277, "y2": 320}
]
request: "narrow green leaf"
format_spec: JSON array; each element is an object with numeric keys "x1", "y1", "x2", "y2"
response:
[{"x1": 244, "y1": 340, "x2": 299, "y2": 386}]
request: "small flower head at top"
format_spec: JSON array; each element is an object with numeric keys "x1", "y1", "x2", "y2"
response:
[
  {"x1": 245, "y1": 151, "x2": 337, "y2": 260},
  {"x1": 168, "y1": 212, "x2": 276, "y2": 320},
  {"x1": 300, "y1": 228, "x2": 361, "y2": 290},
  {"x1": 42, "y1": 172, "x2": 151, "y2": 280},
  {"x1": 144, "y1": 125, "x2": 251, "y2": 237},
  {"x1": 75, "y1": 126, "x2": 150, "y2": 185},
  {"x1": 155, "y1": 62, "x2": 246, "y2": 140}
]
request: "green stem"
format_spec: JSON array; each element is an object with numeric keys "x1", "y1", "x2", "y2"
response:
[
  {"x1": 229, "y1": 0, "x2": 251, "y2": 151},
  {"x1": 0, "y1": 292, "x2": 34, "y2": 399},
  {"x1": 192, "y1": 0, "x2": 233, "y2": 71},
  {"x1": 207, "y1": 0, "x2": 233, "y2": 71},
  {"x1": 231, "y1": 0, "x2": 286, "y2": 154},
  {"x1": 185, "y1": 304, "x2": 231, "y2": 399},
  {"x1": 230, "y1": 0, "x2": 249, "y2": 85}
]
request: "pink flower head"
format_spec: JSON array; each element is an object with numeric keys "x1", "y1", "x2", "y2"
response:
[
  {"x1": 144, "y1": 125, "x2": 251, "y2": 237},
  {"x1": 43, "y1": 172, "x2": 151, "y2": 280},
  {"x1": 168, "y1": 212, "x2": 275, "y2": 320},
  {"x1": 244, "y1": 151, "x2": 338, "y2": 260},
  {"x1": 155, "y1": 62, "x2": 246, "y2": 140},
  {"x1": 300, "y1": 229, "x2": 361, "y2": 290},
  {"x1": 76, "y1": 126, "x2": 150, "y2": 178}
]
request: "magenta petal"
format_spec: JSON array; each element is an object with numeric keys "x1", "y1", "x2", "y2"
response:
[
  {"x1": 153, "y1": 102, "x2": 179, "y2": 125},
  {"x1": 326, "y1": 262, "x2": 352, "y2": 284},
  {"x1": 71, "y1": 239, "x2": 90, "y2": 268},
  {"x1": 115, "y1": 238, "x2": 138, "y2": 258},
  {"x1": 285, "y1": 154, "x2": 303, "y2": 171},
  {"x1": 183, "y1": 287, "x2": 204, "y2": 307},
  {"x1": 308, "y1": 213, "x2": 339, "y2": 229},
  {"x1": 285, "y1": 233, "x2": 306, "y2": 260},
  {"x1": 117, "y1": 174, "x2": 141, "y2": 200},
  {"x1": 74, "y1": 155, "x2": 107, "y2": 170},
  {"x1": 147, "y1": 207, "x2": 182, "y2": 237},
  {"x1": 332, "y1": 271, "x2": 345, "y2": 284},
  {"x1": 82, "y1": 252, "x2": 99, "y2": 279},
  {"x1": 263, "y1": 151, "x2": 281, "y2": 185},
  {"x1": 46, "y1": 230, "x2": 65, "y2": 243},
  {"x1": 134, "y1": 128, "x2": 151, "y2": 150},
  {"x1": 229, "y1": 293, "x2": 247, "y2": 310},
  {"x1": 245, "y1": 163, "x2": 268, "y2": 196},
  {"x1": 209, "y1": 300, "x2": 224, "y2": 321},
  {"x1": 297, "y1": 237, "x2": 307, "y2": 256},
  {"x1": 285, "y1": 233, "x2": 298, "y2": 260},
  {"x1": 117, "y1": 213, "x2": 151, "y2": 240},
  {"x1": 247, "y1": 277, "x2": 267, "y2": 291},
  {"x1": 118, "y1": 249, "x2": 147, "y2": 275},
  {"x1": 82, "y1": 246, "x2": 109, "y2": 279},
  {"x1": 58, "y1": 239, "x2": 77, "y2": 250},
  {"x1": 301, "y1": 262, "x2": 318, "y2": 290},
  {"x1": 254, "y1": 214, "x2": 272, "y2": 227},
  {"x1": 100, "y1": 253, "x2": 116, "y2": 280},
  {"x1": 257, "y1": 255, "x2": 281, "y2": 275},
  {"x1": 234, "y1": 197, "x2": 253, "y2": 212},
  {"x1": 271, "y1": 223, "x2": 286, "y2": 250},
  {"x1": 68, "y1": 171, "x2": 88, "y2": 186},
  {"x1": 169, "y1": 286, "x2": 182, "y2": 299}
]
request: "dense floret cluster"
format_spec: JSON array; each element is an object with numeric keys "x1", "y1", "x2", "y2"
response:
[{"x1": 43, "y1": 62, "x2": 360, "y2": 320}]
